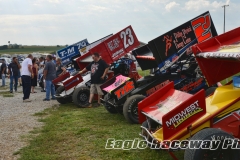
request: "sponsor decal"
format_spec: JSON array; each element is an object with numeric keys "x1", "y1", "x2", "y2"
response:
[
  {"x1": 114, "y1": 78, "x2": 124, "y2": 87},
  {"x1": 163, "y1": 35, "x2": 173, "y2": 56},
  {"x1": 179, "y1": 78, "x2": 204, "y2": 92},
  {"x1": 173, "y1": 26, "x2": 193, "y2": 51},
  {"x1": 165, "y1": 100, "x2": 203, "y2": 128},
  {"x1": 146, "y1": 80, "x2": 170, "y2": 96},
  {"x1": 107, "y1": 38, "x2": 120, "y2": 51},
  {"x1": 114, "y1": 80, "x2": 135, "y2": 99},
  {"x1": 112, "y1": 48, "x2": 124, "y2": 59}
]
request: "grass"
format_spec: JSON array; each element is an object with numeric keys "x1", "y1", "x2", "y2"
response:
[
  {"x1": 2, "y1": 94, "x2": 14, "y2": 97},
  {"x1": 18, "y1": 104, "x2": 184, "y2": 160},
  {"x1": 0, "y1": 46, "x2": 65, "y2": 55},
  {"x1": 137, "y1": 70, "x2": 150, "y2": 77},
  {"x1": 0, "y1": 90, "x2": 14, "y2": 97},
  {"x1": 0, "y1": 86, "x2": 8, "y2": 90}
]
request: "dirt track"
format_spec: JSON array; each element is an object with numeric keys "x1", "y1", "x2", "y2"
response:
[{"x1": 0, "y1": 83, "x2": 58, "y2": 160}]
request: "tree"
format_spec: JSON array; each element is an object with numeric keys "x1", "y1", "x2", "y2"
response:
[
  {"x1": 57, "y1": 45, "x2": 60, "y2": 47},
  {"x1": 0, "y1": 45, "x2": 8, "y2": 50}
]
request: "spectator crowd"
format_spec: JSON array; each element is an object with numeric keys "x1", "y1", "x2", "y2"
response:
[{"x1": 0, "y1": 54, "x2": 66, "y2": 102}]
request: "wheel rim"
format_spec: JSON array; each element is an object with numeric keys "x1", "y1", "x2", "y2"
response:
[
  {"x1": 131, "y1": 104, "x2": 139, "y2": 120},
  {"x1": 79, "y1": 92, "x2": 88, "y2": 103}
]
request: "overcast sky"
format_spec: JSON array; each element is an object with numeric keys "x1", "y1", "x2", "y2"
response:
[{"x1": 0, "y1": 0, "x2": 239, "y2": 45}]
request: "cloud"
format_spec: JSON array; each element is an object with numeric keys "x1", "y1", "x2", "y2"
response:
[
  {"x1": 184, "y1": 0, "x2": 225, "y2": 11},
  {"x1": 165, "y1": 1, "x2": 180, "y2": 12},
  {"x1": 87, "y1": 5, "x2": 112, "y2": 12}
]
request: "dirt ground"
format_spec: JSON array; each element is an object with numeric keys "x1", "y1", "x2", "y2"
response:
[{"x1": 0, "y1": 81, "x2": 59, "y2": 160}]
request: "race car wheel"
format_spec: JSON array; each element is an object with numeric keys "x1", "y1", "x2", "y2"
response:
[
  {"x1": 205, "y1": 87, "x2": 217, "y2": 97},
  {"x1": 103, "y1": 94, "x2": 118, "y2": 114},
  {"x1": 184, "y1": 128, "x2": 240, "y2": 160},
  {"x1": 123, "y1": 95, "x2": 145, "y2": 124},
  {"x1": 55, "y1": 86, "x2": 72, "y2": 104},
  {"x1": 72, "y1": 87, "x2": 90, "y2": 107}
]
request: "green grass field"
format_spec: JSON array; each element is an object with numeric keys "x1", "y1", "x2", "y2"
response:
[
  {"x1": 18, "y1": 104, "x2": 184, "y2": 160},
  {"x1": 0, "y1": 46, "x2": 65, "y2": 55},
  {"x1": 17, "y1": 70, "x2": 184, "y2": 160}
]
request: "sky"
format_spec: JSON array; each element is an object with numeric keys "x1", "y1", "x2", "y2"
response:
[{"x1": 0, "y1": 0, "x2": 239, "y2": 46}]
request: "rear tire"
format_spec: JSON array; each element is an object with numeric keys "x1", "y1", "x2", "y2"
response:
[
  {"x1": 72, "y1": 87, "x2": 90, "y2": 107},
  {"x1": 103, "y1": 94, "x2": 118, "y2": 114},
  {"x1": 55, "y1": 86, "x2": 72, "y2": 104},
  {"x1": 123, "y1": 95, "x2": 145, "y2": 124},
  {"x1": 184, "y1": 128, "x2": 240, "y2": 160}
]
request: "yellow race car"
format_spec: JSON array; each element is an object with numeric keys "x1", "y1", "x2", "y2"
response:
[{"x1": 139, "y1": 27, "x2": 240, "y2": 160}]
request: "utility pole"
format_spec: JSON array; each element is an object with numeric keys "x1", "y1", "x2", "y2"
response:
[
  {"x1": 222, "y1": 4, "x2": 229, "y2": 83},
  {"x1": 222, "y1": 4, "x2": 229, "y2": 33}
]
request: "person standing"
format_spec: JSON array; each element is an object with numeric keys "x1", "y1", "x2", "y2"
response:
[
  {"x1": 8, "y1": 57, "x2": 21, "y2": 93},
  {"x1": 38, "y1": 57, "x2": 46, "y2": 92},
  {"x1": 1, "y1": 60, "x2": 7, "y2": 87},
  {"x1": 21, "y1": 54, "x2": 33, "y2": 102},
  {"x1": 56, "y1": 58, "x2": 66, "y2": 77},
  {"x1": 52, "y1": 55, "x2": 56, "y2": 64},
  {"x1": 43, "y1": 55, "x2": 56, "y2": 101},
  {"x1": 78, "y1": 52, "x2": 109, "y2": 107},
  {"x1": 18, "y1": 70, "x2": 22, "y2": 86},
  {"x1": 31, "y1": 58, "x2": 38, "y2": 93}
]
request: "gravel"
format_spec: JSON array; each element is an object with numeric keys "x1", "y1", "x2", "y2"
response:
[{"x1": 0, "y1": 80, "x2": 59, "y2": 160}]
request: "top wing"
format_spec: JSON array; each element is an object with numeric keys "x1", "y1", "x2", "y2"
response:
[{"x1": 192, "y1": 26, "x2": 240, "y2": 86}]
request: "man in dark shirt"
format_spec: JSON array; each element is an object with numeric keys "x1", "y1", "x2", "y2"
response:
[
  {"x1": 79, "y1": 52, "x2": 109, "y2": 107},
  {"x1": 43, "y1": 55, "x2": 57, "y2": 101},
  {"x1": 1, "y1": 60, "x2": 7, "y2": 87},
  {"x1": 8, "y1": 57, "x2": 21, "y2": 93}
]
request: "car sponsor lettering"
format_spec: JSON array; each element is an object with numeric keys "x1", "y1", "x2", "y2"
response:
[
  {"x1": 146, "y1": 80, "x2": 170, "y2": 96},
  {"x1": 114, "y1": 81, "x2": 135, "y2": 99},
  {"x1": 166, "y1": 100, "x2": 203, "y2": 128}
]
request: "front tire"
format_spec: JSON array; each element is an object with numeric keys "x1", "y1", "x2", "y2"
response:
[
  {"x1": 123, "y1": 95, "x2": 145, "y2": 124},
  {"x1": 55, "y1": 86, "x2": 72, "y2": 104},
  {"x1": 72, "y1": 87, "x2": 90, "y2": 107},
  {"x1": 184, "y1": 128, "x2": 240, "y2": 160}
]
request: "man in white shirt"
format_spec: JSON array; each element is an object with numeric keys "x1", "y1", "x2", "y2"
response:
[{"x1": 21, "y1": 54, "x2": 33, "y2": 102}]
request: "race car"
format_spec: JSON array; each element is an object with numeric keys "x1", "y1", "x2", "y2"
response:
[
  {"x1": 100, "y1": 11, "x2": 218, "y2": 124},
  {"x1": 53, "y1": 25, "x2": 142, "y2": 107},
  {"x1": 139, "y1": 26, "x2": 240, "y2": 160}
]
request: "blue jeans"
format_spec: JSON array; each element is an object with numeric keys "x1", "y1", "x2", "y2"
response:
[
  {"x1": 22, "y1": 75, "x2": 31, "y2": 100},
  {"x1": 10, "y1": 75, "x2": 18, "y2": 91},
  {"x1": 1, "y1": 74, "x2": 6, "y2": 86},
  {"x1": 45, "y1": 80, "x2": 55, "y2": 100}
]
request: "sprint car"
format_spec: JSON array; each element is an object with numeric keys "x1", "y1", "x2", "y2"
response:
[
  {"x1": 53, "y1": 26, "x2": 142, "y2": 107},
  {"x1": 139, "y1": 26, "x2": 240, "y2": 160},
  {"x1": 101, "y1": 11, "x2": 218, "y2": 124}
]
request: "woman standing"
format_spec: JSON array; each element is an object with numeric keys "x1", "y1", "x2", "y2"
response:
[{"x1": 31, "y1": 58, "x2": 38, "y2": 93}]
